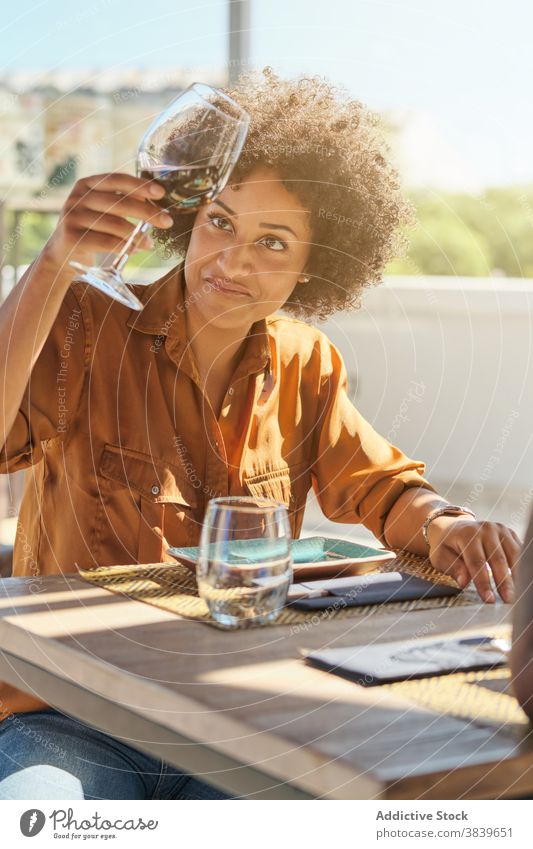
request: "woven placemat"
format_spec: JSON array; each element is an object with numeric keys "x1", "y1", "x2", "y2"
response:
[{"x1": 76, "y1": 550, "x2": 476, "y2": 629}]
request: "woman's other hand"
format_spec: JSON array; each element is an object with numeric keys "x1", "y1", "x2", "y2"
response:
[{"x1": 427, "y1": 517, "x2": 522, "y2": 603}]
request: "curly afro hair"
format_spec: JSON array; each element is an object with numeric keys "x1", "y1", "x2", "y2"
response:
[{"x1": 153, "y1": 67, "x2": 413, "y2": 321}]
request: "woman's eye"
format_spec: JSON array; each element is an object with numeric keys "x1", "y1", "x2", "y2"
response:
[
  {"x1": 208, "y1": 214, "x2": 232, "y2": 231},
  {"x1": 260, "y1": 236, "x2": 287, "y2": 252}
]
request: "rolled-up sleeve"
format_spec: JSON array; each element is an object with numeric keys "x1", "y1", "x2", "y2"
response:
[
  {"x1": 311, "y1": 338, "x2": 436, "y2": 542},
  {"x1": 0, "y1": 284, "x2": 87, "y2": 474}
]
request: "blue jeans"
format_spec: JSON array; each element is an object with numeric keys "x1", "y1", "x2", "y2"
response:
[{"x1": 0, "y1": 709, "x2": 233, "y2": 800}]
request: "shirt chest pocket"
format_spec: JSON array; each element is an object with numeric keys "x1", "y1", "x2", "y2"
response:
[
  {"x1": 243, "y1": 464, "x2": 310, "y2": 538},
  {"x1": 93, "y1": 443, "x2": 198, "y2": 566}
]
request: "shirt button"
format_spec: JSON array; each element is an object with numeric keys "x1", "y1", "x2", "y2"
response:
[
  {"x1": 151, "y1": 484, "x2": 160, "y2": 495},
  {"x1": 228, "y1": 387, "x2": 234, "y2": 396}
]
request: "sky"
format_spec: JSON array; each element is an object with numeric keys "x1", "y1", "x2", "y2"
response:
[{"x1": 2, "y1": 0, "x2": 533, "y2": 188}]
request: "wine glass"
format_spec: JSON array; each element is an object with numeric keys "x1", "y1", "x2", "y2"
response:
[
  {"x1": 197, "y1": 497, "x2": 293, "y2": 629},
  {"x1": 70, "y1": 83, "x2": 250, "y2": 311}
]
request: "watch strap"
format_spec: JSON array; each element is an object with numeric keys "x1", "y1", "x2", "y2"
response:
[{"x1": 422, "y1": 505, "x2": 476, "y2": 547}]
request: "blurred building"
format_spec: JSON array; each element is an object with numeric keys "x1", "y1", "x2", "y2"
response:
[
  {"x1": 0, "y1": 88, "x2": 46, "y2": 192},
  {"x1": 0, "y1": 68, "x2": 226, "y2": 196}
]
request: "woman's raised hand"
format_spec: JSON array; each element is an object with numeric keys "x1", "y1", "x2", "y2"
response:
[{"x1": 42, "y1": 172, "x2": 174, "y2": 271}]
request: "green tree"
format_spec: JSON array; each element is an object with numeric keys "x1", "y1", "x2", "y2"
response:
[
  {"x1": 4, "y1": 212, "x2": 57, "y2": 266},
  {"x1": 388, "y1": 192, "x2": 490, "y2": 276},
  {"x1": 387, "y1": 186, "x2": 533, "y2": 278}
]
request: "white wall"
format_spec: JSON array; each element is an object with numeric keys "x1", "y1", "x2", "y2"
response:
[{"x1": 319, "y1": 276, "x2": 533, "y2": 522}]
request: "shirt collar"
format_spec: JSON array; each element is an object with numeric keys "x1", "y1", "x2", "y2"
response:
[
  {"x1": 126, "y1": 265, "x2": 272, "y2": 376},
  {"x1": 125, "y1": 265, "x2": 185, "y2": 335}
]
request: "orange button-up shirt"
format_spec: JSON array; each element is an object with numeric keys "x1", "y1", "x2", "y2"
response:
[{"x1": 0, "y1": 265, "x2": 434, "y2": 718}]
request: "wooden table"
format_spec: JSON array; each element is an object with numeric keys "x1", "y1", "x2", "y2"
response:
[{"x1": 0, "y1": 574, "x2": 532, "y2": 800}]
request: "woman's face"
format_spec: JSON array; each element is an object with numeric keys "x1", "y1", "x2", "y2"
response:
[{"x1": 183, "y1": 166, "x2": 313, "y2": 330}]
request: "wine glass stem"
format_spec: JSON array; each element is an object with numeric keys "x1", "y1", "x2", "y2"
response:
[{"x1": 110, "y1": 220, "x2": 149, "y2": 273}]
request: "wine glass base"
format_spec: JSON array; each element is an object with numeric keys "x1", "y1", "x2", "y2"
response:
[{"x1": 69, "y1": 262, "x2": 143, "y2": 311}]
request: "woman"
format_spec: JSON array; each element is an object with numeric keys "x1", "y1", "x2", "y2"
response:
[{"x1": 0, "y1": 69, "x2": 521, "y2": 799}]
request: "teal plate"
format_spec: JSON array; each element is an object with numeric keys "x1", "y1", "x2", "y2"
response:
[{"x1": 167, "y1": 536, "x2": 396, "y2": 580}]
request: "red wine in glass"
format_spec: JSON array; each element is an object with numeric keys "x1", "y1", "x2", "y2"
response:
[{"x1": 138, "y1": 164, "x2": 221, "y2": 211}]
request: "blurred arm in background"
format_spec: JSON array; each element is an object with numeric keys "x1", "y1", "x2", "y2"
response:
[{"x1": 511, "y1": 511, "x2": 533, "y2": 721}]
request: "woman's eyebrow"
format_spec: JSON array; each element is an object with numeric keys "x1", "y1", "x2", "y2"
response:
[
  {"x1": 259, "y1": 222, "x2": 297, "y2": 237},
  {"x1": 212, "y1": 199, "x2": 236, "y2": 217}
]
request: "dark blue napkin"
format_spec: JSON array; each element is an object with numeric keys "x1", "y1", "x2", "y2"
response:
[{"x1": 288, "y1": 572, "x2": 460, "y2": 610}]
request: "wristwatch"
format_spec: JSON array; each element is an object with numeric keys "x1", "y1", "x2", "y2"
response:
[{"x1": 422, "y1": 505, "x2": 476, "y2": 547}]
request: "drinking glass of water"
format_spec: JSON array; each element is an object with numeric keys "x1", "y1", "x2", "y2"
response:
[{"x1": 197, "y1": 497, "x2": 293, "y2": 629}]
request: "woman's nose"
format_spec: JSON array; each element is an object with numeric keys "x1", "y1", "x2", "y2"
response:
[{"x1": 217, "y1": 241, "x2": 254, "y2": 279}]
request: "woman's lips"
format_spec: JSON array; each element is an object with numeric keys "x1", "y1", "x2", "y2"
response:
[{"x1": 205, "y1": 276, "x2": 251, "y2": 297}]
